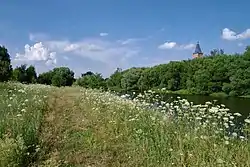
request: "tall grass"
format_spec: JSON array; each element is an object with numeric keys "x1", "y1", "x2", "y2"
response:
[
  {"x1": 0, "y1": 83, "x2": 249, "y2": 166},
  {"x1": 0, "y1": 82, "x2": 51, "y2": 166},
  {"x1": 38, "y1": 87, "x2": 250, "y2": 167}
]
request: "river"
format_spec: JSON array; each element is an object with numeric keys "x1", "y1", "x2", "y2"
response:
[{"x1": 161, "y1": 93, "x2": 250, "y2": 118}]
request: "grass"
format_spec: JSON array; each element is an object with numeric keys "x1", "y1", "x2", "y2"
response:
[
  {"x1": 0, "y1": 82, "x2": 51, "y2": 166},
  {"x1": 0, "y1": 83, "x2": 250, "y2": 166},
  {"x1": 154, "y1": 88, "x2": 250, "y2": 99},
  {"x1": 210, "y1": 92, "x2": 229, "y2": 98},
  {"x1": 240, "y1": 95, "x2": 250, "y2": 98},
  {"x1": 153, "y1": 88, "x2": 193, "y2": 95}
]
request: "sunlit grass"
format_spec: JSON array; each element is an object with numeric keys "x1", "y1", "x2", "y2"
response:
[
  {"x1": 0, "y1": 83, "x2": 249, "y2": 166},
  {"x1": 38, "y1": 87, "x2": 250, "y2": 167},
  {"x1": 0, "y1": 82, "x2": 51, "y2": 166}
]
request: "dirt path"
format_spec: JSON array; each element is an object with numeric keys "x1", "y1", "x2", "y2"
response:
[{"x1": 35, "y1": 87, "x2": 87, "y2": 166}]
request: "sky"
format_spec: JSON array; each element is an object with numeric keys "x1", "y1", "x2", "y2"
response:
[{"x1": 1, "y1": 0, "x2": 250, "y2": 77}]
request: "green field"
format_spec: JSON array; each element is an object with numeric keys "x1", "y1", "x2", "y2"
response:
[{"x1": 0, "y1": 82, "x2": 249, "y2": 167}]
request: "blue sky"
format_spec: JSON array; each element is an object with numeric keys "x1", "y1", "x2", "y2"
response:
[{"x1": 1, "y1": 0, "x2": 250, "y2": 77}]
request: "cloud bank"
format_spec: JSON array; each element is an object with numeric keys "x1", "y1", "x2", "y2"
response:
[
  {"x1": 158, "y1": 41, "x2": 195, "y2": 50},
  {"x1": 222, "y1": 28, "x2": 250, "y2": 40},
  {"x1": 15, "y1": 42, "x2": 56, "y2": 66}
]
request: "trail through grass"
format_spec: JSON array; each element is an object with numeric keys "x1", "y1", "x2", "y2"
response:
[
  {"x1": 37, "y1": 87, "x2": 250, "y2": 167},
  {"x1": 0, "y1": 83, "x2": 250, "y2": 166}
]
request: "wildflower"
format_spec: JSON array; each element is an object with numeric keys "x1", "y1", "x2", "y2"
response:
[
  {"x1": 217, "y1": 158, "x2": 224, "y2": 164},
  {"x1": 224, "y1": 123, "x2": 229, "y2": 128},
  {"x1": 244, "y1": 119, "x2": 250, "y2": 124},
  {"x1": 8, "y1": 104, "x2": 12, "y2": 107},
  {"x1": 17, "y1": 114, "x2": 22, "y2": 117},
  {"x1": 233, "y1": 113, "x2": 242, "y2": 117},
  {"x1": 200, "y1": 135, "x2": 208, "y2": 140},
  {"x1": 239, "y1": 136, "x2": 245, "y2": 140},
  {"x1": 225, "y1": 140, "x2": 229, "y2": 145},
  {"x1": 196, "y1": 117, "x2": 202, "y2": 120},
  {"x1": 205, "y1": 101, "x2": 212, "y2": 105},
  {"x1": 232, "y1": 132, "x2": 237, "y2": 137},
  {"x1": 137, "y1": 129, "x2": 143, "y2": 134},
  {"x1": 223, "y1": 117, "x2": 229, "y2": 121}
]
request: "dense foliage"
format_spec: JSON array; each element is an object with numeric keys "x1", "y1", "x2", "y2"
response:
[
  {"x1": 107, "y1": 47, "x2": 250, "y2": 97},
  {"x1": 0, "y1": 46, "x2": 12, "y2": 82},
  {"x1": 75, "y1": 71, "x2": 107, "y2": 89},
  {"x1": 12, "y1": 64, "x2": 37, "y2": 83},
  {"x1": 1, "y1": 44, "x2": 250, "y2": 97},
  {"x1": 38, "y1": 67, "x2": 75, "y2": 87}
]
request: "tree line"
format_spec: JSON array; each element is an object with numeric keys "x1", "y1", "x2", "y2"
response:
[{"x1": 1, "y1": 45, "x2": 250, "y2": 97}]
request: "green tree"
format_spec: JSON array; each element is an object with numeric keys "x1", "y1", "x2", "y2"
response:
[
  {"x1": 51, "y1": 67, "x2": 75, "y2": 87},
  {"x1": 106, "y1": 68, "x2": 123, "y2": 92},
  {"x1": 12, "y1": 64, "x2": 29, "y2": 83},
  {"x1": 76, "y1": 72, "x2": 106, "y2": 89},
  {"x1": 26, "y1": 65, "x2": 37, "y2": 83},
  {"x1": 0, "y1": 46, "x2": 12, "y2": 82},
  {"x1": 120, "y1": 68, "x2": 145, "y2": 92},
  {"x1": 12, "y1": 64, "x2": 37, "y2": 83},
  {"x1": 37, "y1": 71, "x2": 53, "y2": 85},
  {"x1": 81, "y1": 71, "x2": 94, "y2": 77}
]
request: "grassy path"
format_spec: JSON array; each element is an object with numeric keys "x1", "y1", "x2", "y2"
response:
[
  {"x1": 36, "y1": 87, "x2": 147, "y2": 166},
  {"x1": 1, "y1": 83, "x2": 249, "y2": 166},
  {"x1": 36, "y1": 88, "x2": 87, "y2": 166},
  {"x1": 37, "y1": 87, "x2": 250, "y2": 167}
]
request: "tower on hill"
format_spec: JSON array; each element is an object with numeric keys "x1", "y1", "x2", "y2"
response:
[{"x1": 192, "y1": 42, "x2": 203, "y2": 58}]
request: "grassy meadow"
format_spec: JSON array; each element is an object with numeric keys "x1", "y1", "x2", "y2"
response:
[{"x1": 0, "y1": 83, "x2": 250, "y2": 166}]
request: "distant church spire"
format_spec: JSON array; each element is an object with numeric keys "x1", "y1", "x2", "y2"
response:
[{"x1": 192, "y1": 41, "x2": 203, "y2": 58}]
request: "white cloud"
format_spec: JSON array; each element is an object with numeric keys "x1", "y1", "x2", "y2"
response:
[
  {"x1": 158, "y1": 41, "x2": 195, "y2": 50},
  {"x1": 222, "y1": 28, "x2": 250, "y2": 40},
  {"x1": 15, "y1": 42, "x2": 57, "y2": 65},
  {"x1": 16, "y1": 35, "x2": 140, "y2": 76},
  {"x1": 100, "y1": 32, "x2": 108, "y2": 37},
  {"x1": 42, "y1": 38, "x2": 139, "y2": 65},
  {"x1": 158, "y1": 42, "x2": 177, "y2": 49},
  {"x1": 180, "y1": 43, "x2": 196, "y2": 49},
  {"x1": 117, "y1": 37, "x2": 149, "y2": 45}
]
